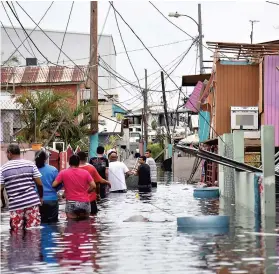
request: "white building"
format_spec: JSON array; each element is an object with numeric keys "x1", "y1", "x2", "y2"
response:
[{"x1": 1, "y1": 26, "x2": 118, "y2": 99}]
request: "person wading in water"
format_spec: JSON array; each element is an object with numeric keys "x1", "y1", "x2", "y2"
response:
[
  {"x1": 135, "y1": 156, "x2": 152, "y2": 193},
  {"x1": 77, "y1": 151, "x2": 111, "y2": 215},
  {"x1": 35, "y1": 150, "x2": 61, "y2": 223},
  {"x1": 108, "y1": 152, "x2": 131, "y2": 193},
  {"x1": 0, "y1": 144, "x2": 43, "y2": 231},
  {"x1": 145, "y1": 149, "x2": 157, "y2": 188},
  {"x1": 52, "y1": 154, "x2": 96, "y2": 220},
  {"x1": 89, "y1": 146, "x2": 109, "y2": 199}
]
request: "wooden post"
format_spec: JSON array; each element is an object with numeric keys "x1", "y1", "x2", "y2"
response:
[{"x1": 89, "y1": 1, "x2": 99, "y2": 157}]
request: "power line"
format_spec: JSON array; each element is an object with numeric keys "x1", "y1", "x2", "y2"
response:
[
  {"x1": 10, "y1": 1, "x2": 185, "y2": 141},
  {"x1": 149, "y1": 2, "x2": 195, "y2": 39},
  {"x1": 112, "y1": 2, "x2": 143, "y2": 94},
  {"x1": 149, "y1": 1, "x2": 229, "y2": 60},
  {"x1": 99, "y1": 57, "x2": 180, "y2": 93},
  {"x1": 109, "y1": 2, "x2": 227, "y2": 145},
  {"x1": 2, "y1": 1, "x2": 54, "y2": 66},
  {"x1": 149, "y1": 40, "x2": 196, "y2": 91},
  {"x1": 10, "y1": 2, "x2": 39, "y2": 60},
  {"x1": 0, "y1": 21, "x2": 26, "y2": 61},
  {"x1": 1, "y1": 2, "x2": 36, "y2": 59},
  {"x1": 43, "y1": 38, "x2": 192, "y2": 65},
  {"x1": 99, "y1": 57, "x2": 142, "y2": 98},
  {"x1": 97, "y1": 4, "x2": 111, "y2": 46},
  {"x1": 100, "y1": 46, "x2": 192, "y2": 92},
  {"x1": 10, "y1": 2, "x2": 146, "y2": 122},
  {"x1": 56, "y1": 2, "x2": 74, "y2": 64},
  {"x1": 266, "y1": 1, "x2": 279, "y2": 5}
]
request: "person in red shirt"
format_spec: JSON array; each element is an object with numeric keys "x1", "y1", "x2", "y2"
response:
[
  {"x1": 77, "y1": 151, "x2": 111, "y2": 215},
  {"x1": 52, "y1": 155, "x2": 96, "y2": 220}
]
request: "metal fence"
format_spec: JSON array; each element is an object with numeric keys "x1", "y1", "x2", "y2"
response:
[{"x1": 0, "y1": 98, "x2": 35, "y2": 144}]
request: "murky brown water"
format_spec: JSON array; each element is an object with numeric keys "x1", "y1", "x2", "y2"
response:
[{"x1": 1, "y1": 182, "x2": 279, "y2": 274}]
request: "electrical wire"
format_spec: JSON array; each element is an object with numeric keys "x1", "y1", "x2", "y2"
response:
[
  {"x1": 0, "y1": 21, "x2": 26, "y2": 61},
  {"x1": 1, "y1": 2, "x2": 36, "y2": 59},
  {"x1": 56, "y1": 2, "x2": 74, "y2": 64},
  {"x1": 112, "y1": 2, "x2": 143, "y2": 94},
  {"x1": 10, "y1": 2, "x2": 39, "y2": 60},
  {"x1": 10, "y1": 1, "x2": 185, "y2": 143},
  {"x1": 2, "y1": 1, "x2": 54, "y2": 66},
  {"x1": 99, "y1": 58, "x2": 180, "y2": 93},
  {"x1": 99, "y1": 57, "x2": 142, "y2": 97},
  {"x1": 47, "y1": 39, "x2": 193, "y2": 65},
  {"x1": 149, "y1": 1, "x2": 229, "y2": 60},
  {"x1": 101, "y1": 47, "x2": 191, "y2": 92},
  {"x1": 149, "y1": 39, "x2": 197, "y2": 91},
  {"x1": 97, "y1": 4, "x2": 111, "y2": 46},
  {"x1": 109, "y1": 2, "x2": 227, "y2": 145}
]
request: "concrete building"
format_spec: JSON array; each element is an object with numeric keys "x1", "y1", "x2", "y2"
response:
[{"x1": 1, "y1": 26, "x2": 118, "y2": 98}]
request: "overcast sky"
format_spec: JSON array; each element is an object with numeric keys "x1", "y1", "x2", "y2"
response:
[{"x1": 0, "y1": 1, "x2": 278, "y2": 110}]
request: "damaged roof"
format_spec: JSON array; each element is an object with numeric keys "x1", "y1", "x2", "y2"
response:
[{"x1": 1, "y1": 65, "x2": 88, "y2": 85}]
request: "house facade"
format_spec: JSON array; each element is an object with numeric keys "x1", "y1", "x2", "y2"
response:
[{"x1": 1, "y1": 26, "x2": 118, "y2": 98}]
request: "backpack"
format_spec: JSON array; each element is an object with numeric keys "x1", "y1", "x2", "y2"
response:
[{"x1": 90, "y1": 157, "x2": 107, "y2": 178}]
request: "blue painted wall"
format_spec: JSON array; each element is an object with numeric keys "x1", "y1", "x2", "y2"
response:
[
  {"x1": 112, "y1": 104, "x2": 127, "y2": 117},
  {"x1": 199, "y1": 111, "x2": 210, "y2": 143}
]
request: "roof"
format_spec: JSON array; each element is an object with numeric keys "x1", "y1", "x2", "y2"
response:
[
  {"x1": 259, "y1": 40, "x2": 279, "y2": 45},
  {"x1": 207, "y1": 41, "x2": 279, "y2": 59},
  {"x1": 1, "y1": 66, "x2": 88, "y2": 85},
  {"x1": 0, "y1": 96, "x2": 19, "y2": 110},
  {"x1": 182, "y1": 74, "x2": 211, "y2": 87}
]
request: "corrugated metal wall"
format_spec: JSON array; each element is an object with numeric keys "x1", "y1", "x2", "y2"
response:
[
  {"x1": 264, "y1": 56, "x2": 279, "y2": 146},
  {"x1": 214, "y1": 62, "x2": 259, "y2": 136}
]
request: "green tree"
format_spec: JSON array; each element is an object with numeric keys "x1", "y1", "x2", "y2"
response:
[
  {"x1": 15, "y1": 91, "x2": 68, "y2": 143},
  {"x1": 151, "y1": 120, "x2": 157, "y2": 130},
  {"x1": 147, "y1": 143, "x2": 164, "y2": 161},
  {"x1": 1, "y1": 52, "x2": 20, "y2": 66},
  {"x1": 15, "y1": 91, "x2": 92, "y2": 147}
]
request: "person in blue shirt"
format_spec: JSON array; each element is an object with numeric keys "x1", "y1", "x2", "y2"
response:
[{"x1": 35, "y1": 150, "x2": 61, "y2": 223}]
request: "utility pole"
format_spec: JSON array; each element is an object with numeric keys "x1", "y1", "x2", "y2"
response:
[
  {"x1": 250, "y1": 20, "x2": 260, "y2": 44},
  {"x1": 143, "y1": 69, "x2": 148, "y2": 151},
  {"x1": 198, "y1": 4, "x2": 204, "y2": 74},
  {"x1": 161, "y1": 71, "x2": 171, "y2": 144},
  {"x1": 89, "y1": 1, "x2": 98, "y2": 158}
]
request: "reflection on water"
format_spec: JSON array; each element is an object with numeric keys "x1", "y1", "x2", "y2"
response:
[{"x1": 1, "y1": 183, "x2": 279, "y2": 273}]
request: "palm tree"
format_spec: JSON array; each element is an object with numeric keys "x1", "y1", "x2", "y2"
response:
[
  {"x1": 15, "y1": 91, "x2": 69, "y2": 143},
  {"x1": 57, "y1": 103, "x2": 92, "y2": 148}
]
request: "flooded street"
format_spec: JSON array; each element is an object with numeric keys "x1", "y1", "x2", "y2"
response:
[{"x1": 1, "y1": 181, "x2": 279, "y2": 274}]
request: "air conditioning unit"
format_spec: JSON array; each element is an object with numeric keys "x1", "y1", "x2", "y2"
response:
[{"x1": 231, "y1": 106, "x2": 258, "y2": 130}]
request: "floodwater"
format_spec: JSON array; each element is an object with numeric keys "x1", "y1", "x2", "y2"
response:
[{"x1": 1, "y1": 178, "x2": 279, "y2": 274}]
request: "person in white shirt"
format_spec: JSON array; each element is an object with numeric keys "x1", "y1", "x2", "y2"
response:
[
  {"x1": 108, "y1": 152, "x2": 131, "y2": 193},
  {"x1": 145, "y1": 149, "x2": 157, "y2": 188}
]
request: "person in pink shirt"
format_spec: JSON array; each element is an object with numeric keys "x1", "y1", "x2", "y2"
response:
[{"x1": 52, "y1": 154, "x2": 96, "y2": 220}]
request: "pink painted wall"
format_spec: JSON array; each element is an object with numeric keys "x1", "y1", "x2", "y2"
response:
[
  {"x1": 264, "y1": 56, "x2": 279, "y2": 146},
  {"x1": 185, "y1": 81, "x2": 203, "y2": 112}
]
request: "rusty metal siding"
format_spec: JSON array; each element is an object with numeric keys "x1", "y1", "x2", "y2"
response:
[
  {"x1": 215, "y1": 62, "x2": 259, "y2": 136},
  {"x1": 21, "y1": 67, "x2": 39, "y2": 83},
  {"x1": 264, "y1": 55, "x2": 279, "y2": 146}
]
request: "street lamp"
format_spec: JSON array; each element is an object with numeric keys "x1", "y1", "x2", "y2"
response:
[{"x1": 168, "y1": 4, "x2": 204, "y2": 74}]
